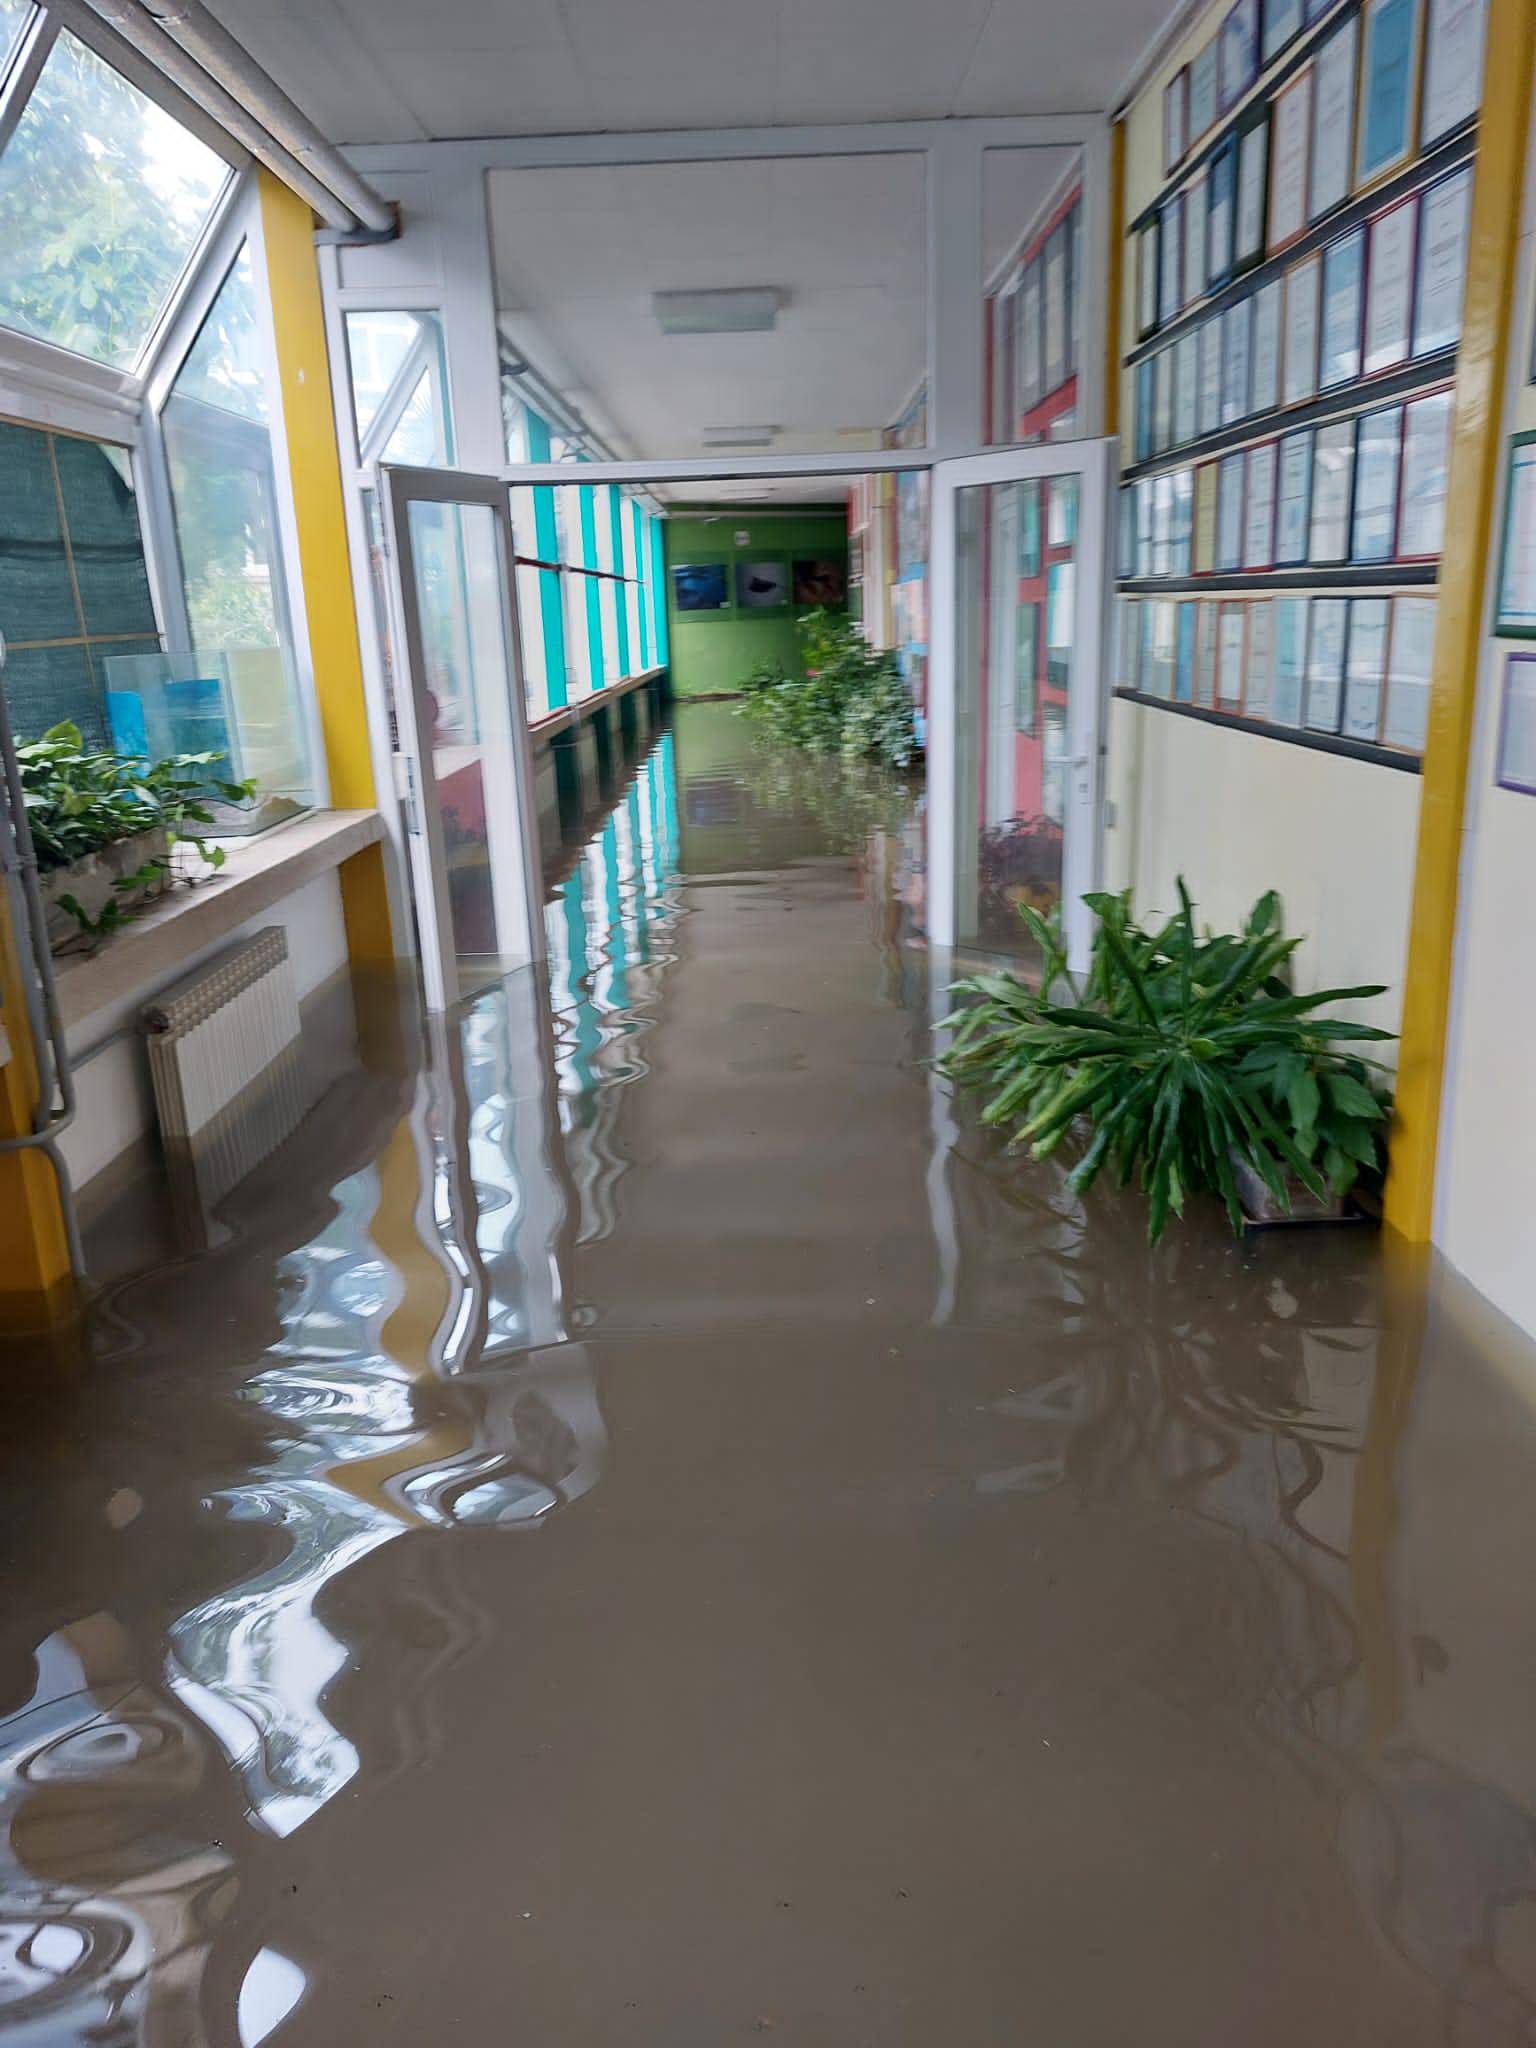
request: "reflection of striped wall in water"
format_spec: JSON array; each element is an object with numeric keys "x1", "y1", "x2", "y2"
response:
[{"x1": 143, "y1": 928, "x2": 307, "y2": 1225}]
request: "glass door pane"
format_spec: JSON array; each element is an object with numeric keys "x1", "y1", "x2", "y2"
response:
[
  {"x1": 383, "y1": 470, "x2": 543, "y2": 1010},
  {"x1": 938, "y1": 442, "x2": 1110, "y2": 972}
]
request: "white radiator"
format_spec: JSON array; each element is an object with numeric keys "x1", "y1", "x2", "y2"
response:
[{"x1": 143, "y1": 927, "x2": 306, "y2": 1225}]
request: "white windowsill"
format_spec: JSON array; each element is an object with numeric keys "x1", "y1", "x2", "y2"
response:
[{"x1": 53, "y1": 808, "x2": 384, "y2": 1036}]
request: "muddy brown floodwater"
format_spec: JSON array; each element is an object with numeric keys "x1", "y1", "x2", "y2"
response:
[{"x1": 4, "y1": 701, "x2": 1536, "y2": 2045}]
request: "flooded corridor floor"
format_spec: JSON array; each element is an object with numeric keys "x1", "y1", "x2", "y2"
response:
[{"x1": 6, "y1": 702, "x2": 1536, "y2": 2043}]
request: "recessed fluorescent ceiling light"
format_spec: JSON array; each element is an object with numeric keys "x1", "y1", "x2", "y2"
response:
[
  {"x1": 654, "y1": 287, "x2": 782, "y2": 334},
  {"x1": 702, "y1": 425, "x2": 780, "y2": 448}
]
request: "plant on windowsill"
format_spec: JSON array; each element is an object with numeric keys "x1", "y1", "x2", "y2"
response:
[
  {"x1": 936, "y1": 882, "x2": 1395, "y2": 1242},
  {"x1": 18, "y1": 720, "x2": 256, "y2": 955}
]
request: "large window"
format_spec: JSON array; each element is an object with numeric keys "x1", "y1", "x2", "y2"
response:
[
  {"x1": 345, "y1": 310, "x2": 452, "y2": 466},
  {"x1": 0, "y1": 25, "x2": 230, "y2": 369},
  {"x1": 0, "y1": 419, "x2": 160, "y2": 744}
]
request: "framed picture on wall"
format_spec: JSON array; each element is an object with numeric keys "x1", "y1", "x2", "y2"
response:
[
  {"x1": 1245, "y1": 598, "x2": 1276, "y2": 717},
  {"x1": 673, "y1": 563, "x2": 729, "y2": 611},
  {"x1": 1198, "y1": 313, "x2": 1224, "y2": 436},
  {"x1": 1164, "y1": 66, "x2": 1191, "y2": 171},
  {"x1": 1267, "y1": 64, "x2": 1314, "y2": 253},
  {"x1": 1195, "y1": 598, "x2": 1221, "y2": 704},
  {"x1": 1219, "y1": 0, "x2": 1260, "y2": 111},
  {"x1": 1282, "y1": 254, "x2": 1321, "y2": 406},
  {"x1": 1154, "y1": 344, "x2": 1176, "y2": 452},
  {"x1": 1137, "y1": 218, "x2": 1161, "y2": 340},
  {"x1": 1363, "y1": 194, "x2": 1418, "y2": 376},
  {"x1": 1243, "y1": 438, "x2": 1278, "y2": 569},
  {"x1": 1496, "y1": 653, "x2": 1536, "y2": 791},
  {"x1": 1420, "y1": 0, "x2": 1488, "y2": 147},
  {"x1": 1309, "y1": 13, "x2": 1359, "y2": 221},
  {"x1": 1319, "y1": 227, "x2": 1365, "y2": 388},
  {"x1": 1343, "y1": 596, "x2": 1391, "y2": 739},
  {"x1": 1158, "y1": 193, "x2": 1184, "y2": 333},
  {"x1": 1217, "y1": 449, "x2": 1246, "y2": 570},
  {"x1": 1207, "y1": 138, "x2": 1237, "y2": 286},
  {"x1": 1264, "y1": 0, "x2": 1306, "y2": 64},
  {"x1": 1397, "y1": 388, "x2": 1452, "y2": 559},
  {"x1": 735, "y1": 560, "x2": 790, "y2": 609},
  {"x1": 1304, "y1": 595, "x2": 1349, "y2": 730},
  {"x1": 1272, "y1": 596, "x2": 1310, "y2": 724},
  {"x1": 1495, "y1": 432, "x2": 1536, "y2": 637},
  {"x1": 1356, "y1": 0, "x2": 1424, "y2": 187},
  {"x1": 793, "y1": 559, "x2": 846, "y2": 606},
  {"x1": 1233, "y1": 104, "x2": 1270, "y2": 274},
  {"x1": 1221, "y1": 297, "x2": 1252, "y2": 424},
  {"x1": 1190, "y1": 39, "x2": 1220, "y2": 140},
  {"x1": 1217, "y1": 598, "x2": 1249, "y2": 705},
  {"x1": 1183, "y1": 170, "x2": 1209, "y2": 308},
  {"x1": 1173, "y1": 332, "x2": 1199, "y2": 445},
  {"x1": 1175, "y1": 599, "x2": 1198, "y2": 700},
  {"x1": 1275, "y1": 428, "x2": 1315, "y2": 564},
  {"x1": 1351, "y1": 404, "x2": 1404, "y2": 562},
  {"x1": 1416, "y1": 167, "x2": 1471, "y2": 359},
  {"x1": 1309, "y1": 417, "x2": 1359, "y2": 564},
  {"x1": 1383, "y1": 594, "x2": 1436, "y2": 747},
  {"x1": 1134, "y1": 359, "x2": 1154, "y2": 463},
  {"x1": 1250, "y1": 278, "x2": 1283, "y2": 412}
]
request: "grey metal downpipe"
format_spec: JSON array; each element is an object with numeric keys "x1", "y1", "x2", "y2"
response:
[{"x1": 59, "y1": 0, "x2": 394, "y2": 237}]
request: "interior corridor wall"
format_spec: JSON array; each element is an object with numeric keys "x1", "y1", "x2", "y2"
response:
[
  {"x1": 662, "y1": 509, "x2": 848, "y2": 698},
  {"x1": 1436, "y1": 93, "x2": 1536, "y2": 1339},
  {"x1": 1106, "y1": 0, "x2": 1486, "y2": 1050}
]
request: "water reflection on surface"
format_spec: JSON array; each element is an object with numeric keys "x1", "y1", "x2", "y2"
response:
[{"x1": 3, "y1": 705, "x2": 1536, "y2": 2043}]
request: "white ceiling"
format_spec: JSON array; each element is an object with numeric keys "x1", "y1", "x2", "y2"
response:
[{"x1": 207, "y1": 0, "x2": 1170, "y2": 144}]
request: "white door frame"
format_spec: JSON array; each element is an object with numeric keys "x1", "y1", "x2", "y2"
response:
[
  {"x1": 927, "y1": 437, "x2": 1117, "y2": 969},
  {"x1": 379, "y1": 462, "x2": 547, "y2": 1011}
]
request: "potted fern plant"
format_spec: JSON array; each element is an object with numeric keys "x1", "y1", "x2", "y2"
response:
[
  {"x1": 938, "y1": 883, "x2": 1394, "y2": 1241},
  {"x1": 19, "y1": 721, "x2": 253, "y2": 953}
]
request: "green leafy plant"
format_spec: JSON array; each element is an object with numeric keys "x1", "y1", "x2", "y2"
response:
[
  {"x1": 938, "y1": 883, "x2": 1395, "y2": 1242},
  {"x1": 19, "y1": 720, "x2": 254, "y2": 939},
  {"x1": 736, "y1": 609, "x2": 918, "y2": 770}
]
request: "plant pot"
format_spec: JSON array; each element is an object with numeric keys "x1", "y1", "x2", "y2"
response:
[
  {"x1": 1231, "y1": 1153, "x2": 1359, "y2": 1229},
  {"x1": 41, "y1": 828, "x2": 171, "y2": 954}
]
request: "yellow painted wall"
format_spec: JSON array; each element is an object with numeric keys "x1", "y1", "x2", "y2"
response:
[
  {"x1": 1105, "y1": 696, "x2": 1419, "y2": 1047},
  {"x1": 1436, "y1": 91, "x2": 1536, "y2": 1334}
]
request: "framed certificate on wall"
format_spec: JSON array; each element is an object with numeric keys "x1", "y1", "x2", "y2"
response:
[
  {"x1": 1119, "y1": 599, "x2": 1142, "y2": 688},
  {"x1": 1153, "y1": 344, "x2": 1175, "y2": 453},
  {"x1": 1495, "y1": 431, "x2": 1536, "y2": 636},
  {"x1": 1159, "y1": 194, "x2": 1184, "y2": 331},
  {"x1": 1195, "y1": 599, "x2": 1220, "y2": 705},
  {"x1": 1264, "y1": 0, "x2": 1305, "y2": 64},
  {"x1": 1219, "y1": 0, "x2": 1260, "y2": 110},
  {"x1": 1272, "y1": 597, "x2": 1310, "y2": 724},
  {"x1": 1420, "y1": 0, "x2": 1488, "y2": 147},
  {"x1": 1217, "y1": 599, "x2": 1249, "y2": 704},
  {"x1": 1496, "y1": 653, "x2": 1536, "y2": 791},
  {"x1": 1245, "y1": 598, "x2": 1276, "y2": 716},
  {"x1": 1310, "y1": 418, "x2": 1358, "y2": 563},
  {"x1": 1136, "y1": 218, "x2": 1161, "y2": 341},
  {"x1": 1190, "y1": 39, "x2": 1220, "y2": 139},
  {"x1": 1243, "y1": 438, "x2": 1278, "y2": 568},
  {"x1": 1250, "y1": 278, "x2": 1283, "y2": 412},
  {"x1": 1383, "y1": 594, "x2": 1436, "y2": 747},
  {"x1": 1217, "y1": 449, "x2": 1246, "y2": 570},
  {"x1": 1320, "y1": 227, "x2": 1365, "y2": 388},
  {"x1": 1343, "y1": 597, "x2": 1391, "y2": 740},
  {"x1": 1267, "y1": 66, "x2": 1314, "y2": 253},
  {"x1": 1415, "y1": 167, "x2": 1471, "y2": 359},
  {"x1": 1134, "y1": 360, "x2": 1154, "y2": 463},
  {"x1": 1165, "y1": 65, "x2": 1191, "y2": 172},
  {"x1": 1305, "y1": 595, "x2": 1349, "y2": 730},
  {"x1": 1183, "y1": 171, "x2": 1209, "y2": 308},
  {"x1": 1356, "y1": 0, "x2": 1424, "y2": 187},
  {"x1": 1151, "y1": 472, "x2": 1173, "y2": 578},
  {"x1": 1171, "y1": 467, "x2": 1195, "y2": 574},
  {"x1": 1194, "y1": 460, "x2": 1219, "y2": 571},
  {"x1": 1351, "y1": 404, "x2": 1404, "y2": 561},
  {"x1": 1175, "y1": 331, "x2": 1200, "y2": 445},
  {"x1": 1234, "y1": 105, "x2": 1270, "y2": 274},
  {"x1": 1221, "y1": 297, "x2": 1252, "y2": 424},
  {"x1": 1207, "y1": 138, "x2": 1237, "y2": 286},
  {"x1": 1135, "y1": 477, "x2": 1155, "y2": 576},
  {"x1": 1174, "y1": 600, "x2": 1198, "y2": 700},
  {"x1": 1282, "y1": 254, "x2": 1321, "y2": 405},
  {"x1": 1309, "y1": 15, "x2": 1359, "y2": 221},
  {"x1": 1198, "y1": 315, "x2": 1224, "y2": 436},
  {"x1": 1147, "y1": 601, "x2": 1176, "y2": 699},
  {"x1": 1398, "y1": 388, "x2": 1453, "y2": 558},
  {"x1": 1363, "y1": 195, "x2": 1418, "y2": 375},
  {"x1": 1275, "y1": 428, "x2": 1315, "y2": 564}
]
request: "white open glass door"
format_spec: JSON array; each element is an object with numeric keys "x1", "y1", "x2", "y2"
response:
[
  {"x1": 380, "y1": 466, "x2": 546, "y2": 1011},
  {"x1": 928, "y1": 438, "x2": 1115, "y2": 974}
]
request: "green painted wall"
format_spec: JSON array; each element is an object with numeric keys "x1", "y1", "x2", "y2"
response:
[{"x1": 663, "y1": 507, "x2": 848, "y2": 698}]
